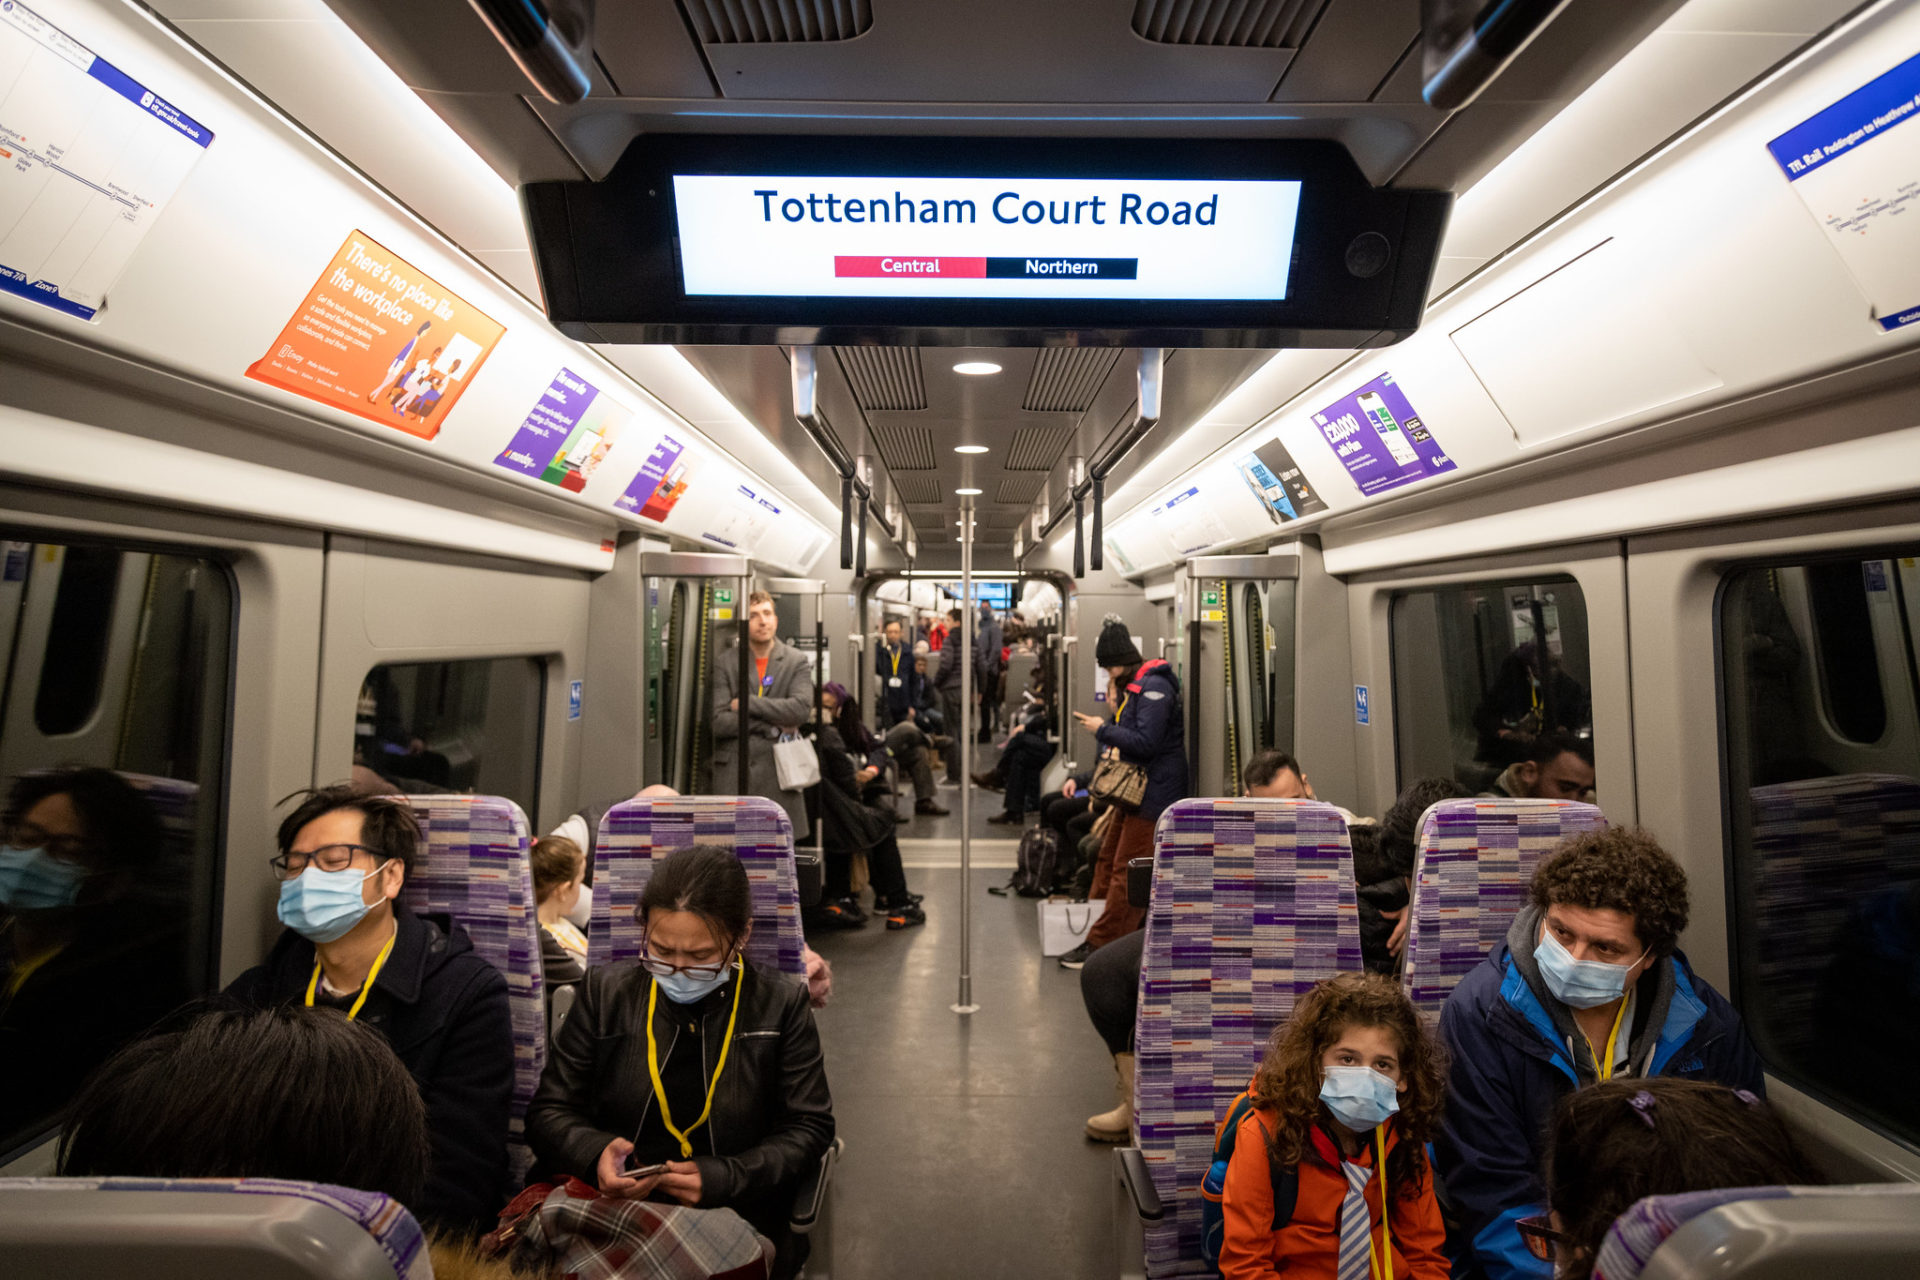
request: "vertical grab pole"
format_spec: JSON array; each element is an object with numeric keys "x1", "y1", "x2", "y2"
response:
[
  {"x1": 737, "y1": 573, "x2": 751, "y2": 801},
  {"x1": 954, "y1": 495, "x2": 979, "y2": 1015}
]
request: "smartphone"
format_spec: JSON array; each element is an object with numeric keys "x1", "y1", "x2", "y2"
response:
[{"x1": 623, "y1": 1157, "x2": 670, "y2": 1179}]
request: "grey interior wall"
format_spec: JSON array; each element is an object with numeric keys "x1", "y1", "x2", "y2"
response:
[{"x1": 1029, "y1": 552, "x2": 1158, "y2": 778}]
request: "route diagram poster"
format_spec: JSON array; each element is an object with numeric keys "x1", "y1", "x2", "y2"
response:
[
  {"x1": 246, "y1": 230, "x2": 505, "y2": 441},
  {"x1": 494, "y1": 367, "x2": 629, "y2": 492},
  {"x1": 1767, "y1": 49, "x2": 1920, "y2": 332},
  {"x1": 0, "y1": 1, "x2": 213, "y2": 319},
  {"x1": 1312, "y1": 372, "x2": 1455, "y2": 498}
]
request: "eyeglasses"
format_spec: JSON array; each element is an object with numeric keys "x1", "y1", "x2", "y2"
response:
[
  {"x1": 269, "y1": 843, "x2": 387, "y2": 881},
  {"x1": 3, "y1": 822, "x2": 99, "y2": 863},
  {"x1": 637, "y1": 941, "x2": 736, "y2": 981},
  {"x1": 1516, "y1": 1215, "x2": 1573, "y2": 1263}
]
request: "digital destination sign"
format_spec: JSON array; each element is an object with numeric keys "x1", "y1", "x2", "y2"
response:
[{"x1": 671, "y1": 175, "x2": 1302, "y2": 301}]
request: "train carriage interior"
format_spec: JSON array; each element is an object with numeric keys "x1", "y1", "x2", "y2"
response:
[{"x1": 2, "y1": 0, "x2": 1919, "y2": 1276}]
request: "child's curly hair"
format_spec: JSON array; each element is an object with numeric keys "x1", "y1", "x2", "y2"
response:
[{"x1": 1249, "y1": 972, "x2": 1447, "y2": 1192}]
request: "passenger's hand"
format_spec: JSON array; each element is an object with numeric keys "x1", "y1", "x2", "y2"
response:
[
  {"x1": 856, "y1": 766, "x2": 878, "y2": 785},
  {"x1": 803, "y1": 946, "x2": 832, "y2": 1008},
  {"x1": 1384, "y1": 906, "x2": 1410, "y2": 958},
  {"x1": 729, "y1": 698, "x2": 739, "y2": 711},
  {"x1": 596, "y1": 1138, "x2": 664, "y2": 1199},
  {"x1": 1072, "y1": 711, "x2": 1103, "y2": 731},
  {"x1": 656, "y1": 1160, "x2": 703, "y2": 1206},
  {"x1": 1062, "y1": 779, "x2": 1079, "y2": 799}
]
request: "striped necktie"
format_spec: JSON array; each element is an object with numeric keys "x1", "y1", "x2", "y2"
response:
[{"x1": 1337, "y1": 1159, "x2": 1375, "y2": 1280}]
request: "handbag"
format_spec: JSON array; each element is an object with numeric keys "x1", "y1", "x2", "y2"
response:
[
  {"x1": 1089, "y1": 745, "x2": 1147, "y2": 812},
  {"x1": 773, "y1": 732, "x2": 821, "y2": 791},
  {"x1": 1039, "y1": 896, "x2": 1107, "y2": 956}
]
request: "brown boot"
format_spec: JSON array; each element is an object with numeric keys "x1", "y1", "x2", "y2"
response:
[{"x1": 1085, "y1": 1052, "x2": 1135, "y2": 1143}]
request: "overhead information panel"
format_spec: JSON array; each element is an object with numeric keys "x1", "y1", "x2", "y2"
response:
[{"x1": 524, "y1": 136, "x2": 1450, "y2": 348}]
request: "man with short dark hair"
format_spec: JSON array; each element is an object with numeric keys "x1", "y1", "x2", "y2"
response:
[
  {"x1": 1436, "y1": 827, "x2": 1763, "y2": 1279},
  {"x1": 1483, "y1": 732, "x2": 1595, "y2": 801},
  {"x1": 934, "y1": 607, "x2": 967, "y2": 783},
  {"x1": 874, "y1": 618, "x2": 919, "y2": 730},
  {"x1": 712, "y1": 590, "x2": 815, "y2": 836},
  {"x1": 226, "y1": 786, "x2": 514, "y2": 1234}
]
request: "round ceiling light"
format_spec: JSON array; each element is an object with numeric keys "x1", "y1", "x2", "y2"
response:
[
  {"x1": 954, "y1": 444, "x2": 990, "y2": 454},
  {"x1": 953, "y1": 361, "x2": 1002, "y2": 376},
  {"x1": 956, "y1": 487, "x2": 984, "y2": 496}
]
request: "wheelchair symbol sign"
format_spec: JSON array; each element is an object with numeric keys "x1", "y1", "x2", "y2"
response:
[
  {"x1": 1354, "y1": 685, "x2": 1370, "y2": 725},
  {"x1": 569, "y1": 680, "x2": 583, "y2": 721}
]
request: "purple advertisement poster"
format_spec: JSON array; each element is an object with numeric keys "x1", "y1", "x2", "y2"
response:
[
  {"x1": 494, "y1": 368, "x2": 616, "y2": 491},
  {"x1": 1312, "y1": 373, "x2": 1455, "y2": 497},
  {"x1": 617, "y1": 434, "x2": 689, "y2": 521}
]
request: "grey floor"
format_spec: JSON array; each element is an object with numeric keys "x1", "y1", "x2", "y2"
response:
[{"x1": 808, "y1": 863, "x2": 1121, "y2": 1280}]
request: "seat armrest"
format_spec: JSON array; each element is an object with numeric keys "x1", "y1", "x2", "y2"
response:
[
  {"x1": 788, "y1": 1137, "x2": 842, "y2": 1233},
  {"x1": 1117, "y1": 1147, "x2": 1164, "y2": 1222},
  {"x1": 1126, "y1": 858, "x2": 1152, "y2": 909}
]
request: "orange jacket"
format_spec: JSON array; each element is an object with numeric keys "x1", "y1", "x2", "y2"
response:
[{"x1": 1218, "y1": 1107, "x2": 1451, "y2": 1280}]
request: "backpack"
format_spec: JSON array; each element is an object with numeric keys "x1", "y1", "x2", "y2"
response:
[
  {"x1": 1009, "y1": 826, "x2": 1062, "y2": 898},
  {"x1": 1199, "y1": 1087, "x2": 1299, "y2": 1270}
]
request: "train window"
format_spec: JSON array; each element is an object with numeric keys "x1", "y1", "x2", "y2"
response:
[
  {"x1": 0, "y1": 538, "x2": 232, "y2": 1160},
  {"x1": 1390, "y1": 577, "x2": 1595, "y2": 797},
  {"x1": 354, "y1": 657, "x2": 545, "y2": 813},
  {"x1": 1720, "y1": 555, "x2": 1920, "y2": 1144}
]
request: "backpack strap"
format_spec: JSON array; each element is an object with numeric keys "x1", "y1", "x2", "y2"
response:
[{"x1": 1127, "y1": 658, "x2": 1170, "y2": 694}]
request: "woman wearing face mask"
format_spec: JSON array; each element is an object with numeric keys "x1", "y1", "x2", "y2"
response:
[
  {"x1": 0, "y1": 767, "x2": 187, "y2": 1148},
  {"x1": 526, "y1": 845, "x2": 835, "y2": 1280},
  {"x1": 1215, "y1": 973, "x2": 1451, "y2": 1280}
]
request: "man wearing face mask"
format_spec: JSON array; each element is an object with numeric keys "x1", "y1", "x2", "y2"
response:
[
  {"x1": 1435, "y1": 828, "x2": 1762, "y2": 1280},
  {"x1": 225, "y1": 786, "x2": 513, "y2": 1235}
]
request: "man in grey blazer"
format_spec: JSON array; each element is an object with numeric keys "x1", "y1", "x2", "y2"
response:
[{"x1": 712, "y1": 590, "x2": 815, "y2": 837}]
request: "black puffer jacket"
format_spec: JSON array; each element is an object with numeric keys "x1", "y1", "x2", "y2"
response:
[
  {"x1": 812, "y1": 723, "x2": 896, "y2": 855},
  {"x1": 526, "y1": 959, "x2": 834, "y2": 1227}
]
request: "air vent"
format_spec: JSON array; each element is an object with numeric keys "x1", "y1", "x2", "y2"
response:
[
  {"x1": 995, "y1": 474, "x2": 1048, "y2": 505},
  {"x1": 1131, "y1": 0, "x2": 1321, "y2": 48},
  {"x1": 1003, "y1": 425, "x2": 1075, "y2": 472},
  {"x1": 834, "y1": 347, "x2": 926, "y2": 411},
  {"x1": 891, "y1": 473, "x2": 943, "y2": 504},
  {"x1": 1023, "y1": 347, "x2": 1122, "y2": 412},
  {"x1": 681, "y1": 0, "x2": 872, "y2": 43},
  {"x1": 868, "y1": 421, "x2": 937, "y2": 471}
]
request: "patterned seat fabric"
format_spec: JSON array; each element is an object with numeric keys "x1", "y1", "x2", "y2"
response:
[
  {"x1": 1133, "y1": 798, "x2": 1362, "y2": 1277},
  {"x1": 1748, "y1": 774, "x2": 1920, "y2": 1067},
  {"x1": 589, "y1": 796, "x2": 805, "y2": 977},
  {"x1": 0, "y1": 1176, "x2": 431, "y2": 1280},
  {"x1": 399, "y1": 795, "x2": 545, "y2": 1184},
  {"x1": 1402, "y1": 798, "x2": 1608, "y2": 1022},
  {"x1": 1592, "y1": 1184, "x2": 1920, "y2": 1280}
]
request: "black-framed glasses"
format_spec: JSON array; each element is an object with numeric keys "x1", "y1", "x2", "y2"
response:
[
  {"x1": 3, "y1": 821, "x2": 99, "y2": 863},
  {"x1": 637, "y1": 940, "x2": 736, "y2": 982},
  {"x1": 1516, "y1": 1214, "x2": 1572, "y2": 1263},
  {"x1": 269, "y1": 843, "x2": 386, "y2": 881}
]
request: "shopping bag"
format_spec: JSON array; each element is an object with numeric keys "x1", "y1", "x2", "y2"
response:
[
  {"x1": 773, "y1": 733, "x2": 820, "y2": 791},
  {"x1": 1038, "y1": 896, "x2": 1106, "y2": 956}
]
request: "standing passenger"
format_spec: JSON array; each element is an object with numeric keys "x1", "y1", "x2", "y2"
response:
[
  {"x1": 1060, "y1": 618, "x2": 1186, "y2": 970},
  {"x1": 874, "y1": 619, "x2": 918, "y2": 730},
  {"x1": 935, "y1": 608, "x2": 967, "y2": 784},
  {"x1": 711, "y1": 591, "x2": 815, "y2": 840},
  {"x1": 975, "y1": 605, "x2": 1005, "y2": 741},
  {"x1": 225, "y1": 786, "x2": 513, "y2": 1235}
]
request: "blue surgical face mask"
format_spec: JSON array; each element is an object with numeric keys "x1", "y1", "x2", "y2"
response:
[
  {"x1": 1319, "y1": 1064, "x2": 1401, "y2": 1133},
  {"x1": 0, "y1": 844, "x2": 86, "y2": 911},
  {"x1": 1537, "y1": 927, "x2": 1644, "y2": 1009},
  {"x1": 277, "y1": 865, "x2": 383, "y2": 944},
  {"x1": 654, "y1": 957, "x2": 737, "y2": 1005}
]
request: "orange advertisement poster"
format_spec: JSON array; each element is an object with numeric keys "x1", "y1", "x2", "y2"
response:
[{"x1": 246, "y1": 231, "x2": 505, "y2": 441}]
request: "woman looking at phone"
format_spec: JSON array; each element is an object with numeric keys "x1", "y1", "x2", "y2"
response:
[{"x1": 526, "y1": 845, "x2": 835, "y2": 1278}]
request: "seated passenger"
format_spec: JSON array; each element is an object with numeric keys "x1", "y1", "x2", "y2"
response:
[
  {"x1": 531, "y1": 835, "x2": 588, "y2": 989},
  {"x1": 1372, "y1": 777, "x2": 1474, "y2": 973},
  {"x1": 810, "y1": 698, "x2": 926, "y2": 931},
  {"x1": 1472, "y1": 642, "x2": 1592, "y2": 770},
  {"x1": 824, "y1": 681, "x2": 950, "y2": 818},
  {"x1": 984, "y1": 675, "x2": 1058, "y2": 826},
  {"x1": 526, "y1": 845, "x2": 834, "y2": 1279},
  {"x1": 1482, "y1": 732, "x2": 1595, "y2": 801},
  {"x1": 1217, "y1": 973, "x2": 1450, "y2": 1279},
  {"x1": 1532, "y1": 1078, "x2": 1818, "y2": 1280},
  {"x1": 225, "y1": 786, "x2": 513, "y2": 1236},
  {"x1": 0, "y1": 767, "x2": 189, "y2": 1146},
  {"x1": 910, "y1": 654, "x2": 946, "y2": 736},
  {"x1": 1437, "y1": 828, "x2": 1764, "y2": 1279}
]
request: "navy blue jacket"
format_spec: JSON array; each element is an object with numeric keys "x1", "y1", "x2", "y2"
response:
[
  {"x1": 1095, "y1": 659, "x2": 1189, "y2": 821},
  {"x1": 1436, "y1": 935, "x2": 1764, "y2": 1280},
  {"x1": 874, "y1": 640, "x2": 918, "y2": 715}
]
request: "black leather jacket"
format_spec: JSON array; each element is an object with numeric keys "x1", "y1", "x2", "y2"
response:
[{"x1": 526, "y1": 958, "x2": 834, "y2": 1213}]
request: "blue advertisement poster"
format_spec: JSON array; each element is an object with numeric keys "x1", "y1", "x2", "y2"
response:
[{"x1": 1312, "y1": 373, "x2": 1454, "y2": 498}]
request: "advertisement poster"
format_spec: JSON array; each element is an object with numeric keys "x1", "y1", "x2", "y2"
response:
[
  {"x1": 1312, "y1": 373, "x2": 1454, "y2": 498},
  {"x1": 1151, "y1": 484, "x2": 1229, "y2": 556},
  {"x1": 701, "y1": 484, "x2": 782, "y2": 550},
  {"x1": 245, "y1": 231, "x2": 505, "y2": 440},
  {"x1": 616, "y1": 434, "x2": 692, "y2": 522},
  {"x1": 1235, "y1": 437, "x2": 1328, "y2": 523},
  {"x1": 1767, "y1": 50, "x2": 1920, "y2": 331},
  {"x1": 0, "y1": 2, "x2": 213, "y2": 320},
  {"x1": 494, "y1": 368, "x2": 629, "y2": 492}
]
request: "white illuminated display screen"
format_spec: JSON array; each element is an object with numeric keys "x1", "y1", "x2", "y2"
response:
[{"x1": 672, "y1": 175, "x2": 1303, "y2": 301}]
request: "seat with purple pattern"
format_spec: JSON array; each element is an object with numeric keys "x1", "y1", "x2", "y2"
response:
[
  {"x1": 589, "y1": 796, "x2": 805, "y2": 977},
  {"x1": 1592, "y1": 1183, "x2": 1920, "y2": 1280},
  {"x1": 398, "y1": 794, "x2": 544, "y2": 1184},
  {"x1": 1123, "y1": 798, "x2": 1362, "y2": 1278},
  {"x1": 1401, "y1": 798, "x2": 1608, "y2": 1022}
]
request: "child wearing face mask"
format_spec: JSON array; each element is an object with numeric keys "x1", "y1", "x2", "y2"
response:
[{"x1": 1211, "y1": 973, "x2": 1452, "y2": 1280}]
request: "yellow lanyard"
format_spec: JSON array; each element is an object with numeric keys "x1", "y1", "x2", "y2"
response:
[
  {"x1": 646, "y1": 959, "x2": 745, "y2": 1158},
  {"x1": 3, "y1": 942, "x2": 62, "y2": 1004},
  {"x1": 887, "y1": 647, "x2": 901, "y2": 676},
  {"x1": 1584, "y1": 994, "x2": 1631, "y2": 1082},
  {"x1": 1114, "y1": 693, "x2": 1129, "y2": 721},
  {"x1": 305, "y1": 927, "x2": 396, "y2": 1021},
  {"x1": 1363, "y1": 1127, "x2": 1395, "y2": 1280}
]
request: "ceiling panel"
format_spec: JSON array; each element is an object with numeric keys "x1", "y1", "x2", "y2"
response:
[
  {"x1": 835, "y1": 346, "x2": 927, "y2": 411},
  {"x1": 869, "y1": 420, "x2": 937, "y2": 471},
  {"x1": 1003, "y1": 424, "x2": 1077, "y2": 471},
  {"x1": 995, "y1": 473, "x2": 1049, "y2": 505},
  {"x1": 1024, "y1": 347, "x2": 1123, "y2": 412},
  {"x1": 892, "y1": 473, "x2": 943, "y2": 503}
]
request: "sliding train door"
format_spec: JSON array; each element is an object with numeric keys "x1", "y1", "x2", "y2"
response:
[
  {"x1": 1176, "y1": 553, "x2": 1301, "y2": 797},
  {"x1": 639, "y1": 552, "x2": 751, "y2": 795}
]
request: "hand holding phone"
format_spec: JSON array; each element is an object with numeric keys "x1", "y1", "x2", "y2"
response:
[{"x1": 624, "y1": 1157, "x2": 670, "y2": 1179}]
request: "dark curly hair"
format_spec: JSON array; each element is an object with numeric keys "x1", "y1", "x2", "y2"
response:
[
  {"x1": 1249, "y1": 973, "x2": 1446, "y2": 1195},
  {"x1": 1530, "y1": 828, "x2": 1689, "y2": 957},
  {"x1": 1546, "y1": 1079, "x2": 1818, "y2": 1280},
  {"x1": 1377, "y1": 776, "x2": 1473, "y2": 879}
]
